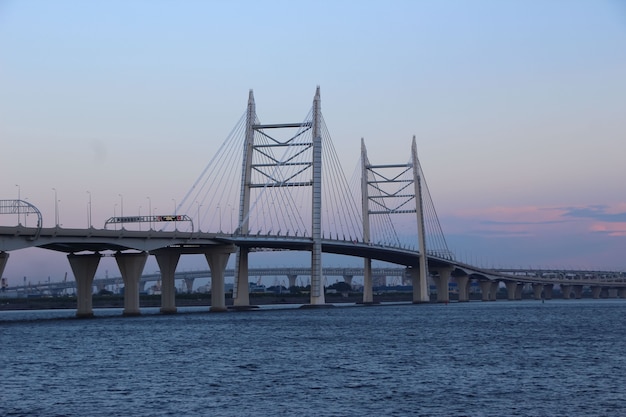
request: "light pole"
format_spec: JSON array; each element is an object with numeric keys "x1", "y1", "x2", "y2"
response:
[
  {"x1": 113, "y1": 203, "x2": 117, "y2": 231},
  {"x1": 172, "y1": 198, "x2": 177, "y2": 230},
  {"x1": 86, "y1": 191, "x2": 92, "y2": 228},
  {"x1": 146, "y1": 197, "x2": 152, "y2": 230},
  {"x1": 52, "y1": 188, "x2": 58, "y2": 226},
  {"x1": 15, "y1": 184, "x2": 20, "y2": 225},
  {"x1": 119, "y1": 194, "x2": 124, "y2": 228}
]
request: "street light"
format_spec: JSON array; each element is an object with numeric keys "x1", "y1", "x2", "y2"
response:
[
  {"x1": 86, "y1": 191, "x2": 92, "y2": 228},
  {"x1": 172, "y1": 198, "x2": 177, "y2": 230},
  {"x1": 146, "y1": 197, "x2": 152, "y2": 230},
  {"x1": 15, "y1": 184, "x2": 20, "y2": 225},
  {"x1": 52, "y1": 188, "x2": 58, "y2": 226},
  {"x1": 119, "y1": 194, "x2": 124, "y2": 228}
]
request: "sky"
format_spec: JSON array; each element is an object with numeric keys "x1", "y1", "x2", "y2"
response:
[{"x1": 1, "y1": 0, "x2": 626, "y2": 285}]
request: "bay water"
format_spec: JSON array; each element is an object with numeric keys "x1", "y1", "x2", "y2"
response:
[{"x1": 1, "y1": 299, "x2": 624, "y2": 416}]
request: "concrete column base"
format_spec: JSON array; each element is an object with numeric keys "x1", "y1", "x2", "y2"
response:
[
  {"x1": 505, "y1": 281, "x2": 519, "y2": 301},
  {"x1": 287, "y1": 274, "x2": 298, "y2": 288},
  {"x1": 206, "y1": 248, "x2": 233, "y2": 312},
  {"x1": 591, "y1": 286, "x2": 602, "y2": 299},
  {"x1": 455, "y1": 275, "x2": 470, "y2": 302},
  {"x1": 479, "y1": 281, "x2": 491, "y2": 301},
  {"x1": 543, "y1": 284, "x2": 553, "y2": 300},
  {"x1": 490, "y1": 281, "x2": 499, "y2": 301},
  {"x1": 0, "y1": 252, "x2": 9, "y2": 284},
  {"x1": 532, "y1": 283, "x2": 544, "y2": 300},
  {"x1": 561, "y1": 284, "x2": 572, "y2": 299},
  {"x1": 68, "y1": 253, "x2": 101, "y2": 318},
  {"x1": 362, "y1": 258, "x2": 373, "y2": 304},
  {"x1": 232, "y1": 248, "x2": 250, "y2": 307},
  {"x1": 409, "y1": 267, "x2": 428, "y2": 303},
  {"x1": 184, "y1": 277, "x2": 195, "y2": 294},
  {"x1": 573, "y1": 285, "x2": 583, "y2": 299},
  {"x1": 154, "y1": 250, "x2": 181, "y2": 314},
  {"x1": 115, "y1": 251, "x2": 148, "y2": 316},
  {"x1": 432, "y1": 268, "x2": 452, "y2": 303}
]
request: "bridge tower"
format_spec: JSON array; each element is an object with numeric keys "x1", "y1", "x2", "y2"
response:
[
  {"x1": 361, "y1": 136, "x2": 429, "y2": 303},
  {"x1": 233, "y1": 87, "x2": 326, "y2": 306}
]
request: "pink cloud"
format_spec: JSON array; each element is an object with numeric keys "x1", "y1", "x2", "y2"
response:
[{"x1": 589, "y1": 222, "x2": 626, "y2": 237}]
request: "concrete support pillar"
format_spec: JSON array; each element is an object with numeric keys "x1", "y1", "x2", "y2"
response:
[
  {"x1": 115, "y1": 252, "x2": 148, "y2": 316},
  {"x1": 608, "y1": 288, "x2": 618, "y2": 298},
  {"x1": 560, "y1": 284, "x2": 572, "y2": 299},
  {"x1": 184, "y1": 277, "x2": 195, "y2": 293},
  {"x1": 287, "y1": 274, "x2": 298, "y2": 288},
  {"x1": 409, "y1": 267, "x2": 428, "y2": 303},
  {"x1": 515, "y1": 283, "x2": 523, "y2": 300},
  {"x1": 232, "y1": 248, "x2": 250, "y2": 311},
  {"x1": 544, "y1": 284, "x2": 553, "y2": 300},
  {"x1": 573, "y1": 285, "x2": 583, "y2": 299},
  {"x1": 154, "y1": 250, "x2": 181, "y2": 314},
  {"x1": 433, "y1": 268, "x2": 452, "y2": 303},
  {"x1": 505, "y1": 281, "x2": 518, "y2": 301},
  {"x1": 490, "y1": 281, "x2": 499, "y2": 301},
  {"x1": 205, "y1": 249, "x2": 232, "y2": 312},
  {"x1": 0, "y1": 251, "x2": 9, "y2": 281},
  {"x1": 455, "y1": 275, "x2": 470, "y2": 302},
  {"x1": 68, "y1": 253, "x2": 101, "y2": 318},
  {"x1": 363, "y1": 258, "x2": 374, "y2": 304},
  {"x1": 343, "y1": 275, "x2": 353, "y2": 289},
  {"x1": 479, "y1": 281, "x2": 491, "y2": 301},
  {"x1": 532, "y1": 283, "x2": 544, "y2": 300},
  {"x1": 618, "y1": 288, "x2": 626, "y2": 299},
  {"x1": 591, "y1": 286, "x2": 602, "y2": 299}
]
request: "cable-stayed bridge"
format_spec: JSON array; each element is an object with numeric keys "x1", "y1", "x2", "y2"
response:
[{"x1": 1, "y1": 88, "x2": 624, "y2": 317}]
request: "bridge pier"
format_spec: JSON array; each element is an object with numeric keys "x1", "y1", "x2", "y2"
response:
[
  {"x1": 573, "y1": 285, "x2": 583, "y2": 299},
  {"x1": 532, "y1": 283, "x2": 544, "y2": 300},
  {"x1": 68, "y1": 253, "x2": 101, "y2": 318},
  {"x1": 618, "y1": 288, "x2": 626, "y2": 298},
  {"x1": 232, "y1": 248, "x2": 252, "y2": 308},
  {"x1": 408, "y1": 267, "x2": 428, "y2": 303},
  {"x1": 560, "y1": 284, "x2": 572, "y2": 299},
  {"x1": 115, "y1": 251, "x2": 148, "y2": 316},
  {"x1": 608, "y1": 288, "x2": 618, "y2": 298},
  {"x1": 287, "y1": 274, "x2": 298, "y2": 288},
  {"x1": 505, "y1": 281, "x2": 521, "y2": 301},
  {"x1": 490, "y1": 281, "x2": 499, "y2": 301},
  {"x1": 205, "y1": 249, "x2": 233, "y2": 312},
  {"x1": 0, "y1": 251, "x2": 8, "y2": 282},
  {"x1": 591, "y1": 286, "x2": 602, "y2": 299},
  {"x1": 343, "y1": 275, "x2": 353, "y2": 289},
  {"x1": 454, "y1": 275, "x2": 470, "y2": 302},
  {"x1": 432, "y1": 268, "x2": 452, "y2": 303},
  {"x1": 479, "y1": 280, "x2": 491, "y2": 301},
  {"x1": 543, "y1": 284, "x2": 553, "y2": 300},
  {"x1": 362, "y1": 259, "x2": 374, "y2": 304},
  {"x1": 184, "y1": 277, "x2": 195, "y2": 293},
  {"x1": 153, "y1": 250, "x2": 181, "y2": 314}
]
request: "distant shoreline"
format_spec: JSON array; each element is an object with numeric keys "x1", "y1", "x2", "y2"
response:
[{"x1": 0, "y1": 292, "x2": 421, "y2": 311}]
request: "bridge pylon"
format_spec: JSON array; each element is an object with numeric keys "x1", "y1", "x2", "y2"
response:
[
  {"x1": 232, "y1": 87, "x2": 326, "y2": 307},
  {"x1": 361, "y1": 136, "x2": 430, "y2": 303}
]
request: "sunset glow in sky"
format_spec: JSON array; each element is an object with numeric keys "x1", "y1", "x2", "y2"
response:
[{"x1": 1, "y1": 1, "x2": 625, "y2": 284}]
